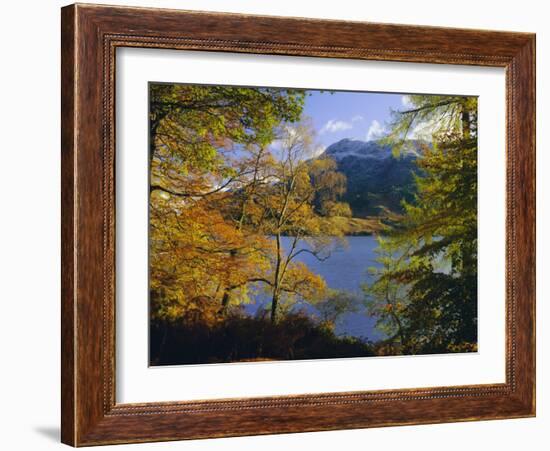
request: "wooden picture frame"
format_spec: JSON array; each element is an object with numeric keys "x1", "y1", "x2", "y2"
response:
[{"x1": 61, "y1": 3, "x2": 536, "y2": 446}]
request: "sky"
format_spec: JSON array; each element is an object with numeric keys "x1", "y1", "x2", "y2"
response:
[{"x1": 302, "y1": 90, "x2": 412, "y2": 150}]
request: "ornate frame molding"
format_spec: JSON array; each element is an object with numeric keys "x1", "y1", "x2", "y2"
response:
[{"x1": 62, "y1": 4, "x2": 535, "y2": 446}]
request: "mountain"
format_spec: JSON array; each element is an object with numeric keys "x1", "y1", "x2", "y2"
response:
[{"x1": 318, "y1": 138, "x2": 425, "y2": 217}]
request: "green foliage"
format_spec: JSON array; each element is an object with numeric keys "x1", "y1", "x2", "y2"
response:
[
  {"x1": 365, "y1": 95, "x2": 478, "y2": 354},
  {"x1": 149, "y1": 83, "x2": 305, "y2": 196},
  {"x1": 316, "y1": 290, "x2": 360, "y2": 330},
  {"x1": 385, "y1": 95, "x2": 478, "y2": 151},
  {"x1": 363, "y1": 237, "x2": 411, "y2": 348}
]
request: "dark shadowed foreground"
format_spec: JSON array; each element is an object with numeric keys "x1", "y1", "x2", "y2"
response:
[{"x1": 150, "y1": 312, "x2": 376, "y2": 365}]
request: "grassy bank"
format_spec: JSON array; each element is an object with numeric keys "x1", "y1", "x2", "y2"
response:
[{"x1": 321, "y1": 215, "x2": 387, "y2": 235}]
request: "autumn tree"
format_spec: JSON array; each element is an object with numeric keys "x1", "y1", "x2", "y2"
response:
[
  {"x1": 149, "y1": 192, "x2": 274, "y2": 323},
  {"x1": 149, "y1": 85, "x2": 306, "y2": 324},
  {"x1": 149, "y1": 83, "x2": 305, "y2": 198},
  {"x1": 238, "y1": 122, "x2": 350, "y2": 323},
  {"x1": 149, "y1": 85, "x2": 354, "y2": 344}
]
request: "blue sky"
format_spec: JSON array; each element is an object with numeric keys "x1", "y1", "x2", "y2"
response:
[{"x1": 302, "y1": 90, "x2": 410, "y2": 148}]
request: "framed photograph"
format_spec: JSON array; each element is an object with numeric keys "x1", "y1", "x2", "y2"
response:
[{"x1": 61, "y1": 3, "x2": 535, "y2": 446}]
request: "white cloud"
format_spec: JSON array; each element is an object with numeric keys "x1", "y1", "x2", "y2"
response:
[
  {"x1": 351, "y1": 115, "x2": 364, "y2": 122},
  {"x1": 409, "y1": 121, "x2": 436, "y2": 140},
  {"x1": 320, "y1": 119, "x2": 353, "y2": 134},
  {"x1": 366, "y1": 120, "x2": 386, "y2": 141},
  {"x1": 408, "y1": 116, "x2": 453, "y2": 141},
  {"x1": 268, "y1": 128, "x2": 325, "y2": 160},
  {"x1": 311, "y1": 145, "x2": 326, "y2": 158},
  {"x1": 284, "y1": 124, "x2": 298, "y2": 137},
  {"x1": 401, "y1": 95, "x2": 414, "y2": 109},
  {"x1": 269, "y1": 124, "x2": 298, "y2": 151},
  {"x1": 269, "y1": 139, "x2": 282, "y2": 150}
]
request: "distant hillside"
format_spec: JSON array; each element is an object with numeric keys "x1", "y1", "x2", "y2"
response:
[{"x1": 317, "y1": 139, "x2": 425, "y2": 217}]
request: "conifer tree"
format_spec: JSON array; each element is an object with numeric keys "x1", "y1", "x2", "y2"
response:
[{"x1": 365, "y1": 95, "x2": 478, "y2": 353}]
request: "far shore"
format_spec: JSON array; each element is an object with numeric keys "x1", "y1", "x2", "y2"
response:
[{"x1": 280, "y1": 215, "x2": 388, "y2": 237}]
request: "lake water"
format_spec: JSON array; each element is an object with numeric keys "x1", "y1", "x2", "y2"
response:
[{"x1": 246, "y1": 235, "x2": 384, "y2": 342}]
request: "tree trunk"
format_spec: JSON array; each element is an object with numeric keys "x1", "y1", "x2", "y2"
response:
[
  {"x1": 459, "y1": 105, "x2": 472, "y2": 275},
  {"x1": 220, "y1": 291, "x2": 230, "y2": 314},
  {"x1": 149, "y1": 119, "x2": 161, "y2": 177},
  {"x1": 219, "y1": 249, "x2": 238, "y2": 315},
  {"x1": 270, "y1": 291, "x2": 279, "y2": 323},
  {"x1": 270, "y1": 233, "x2": 283, "y2": 323},
  {"x1": 391, "y1": 311, "x2": 407, "y2": 350},
  {"x1": 461, "y1": 110, "x2": 471, "y2": 139}
]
